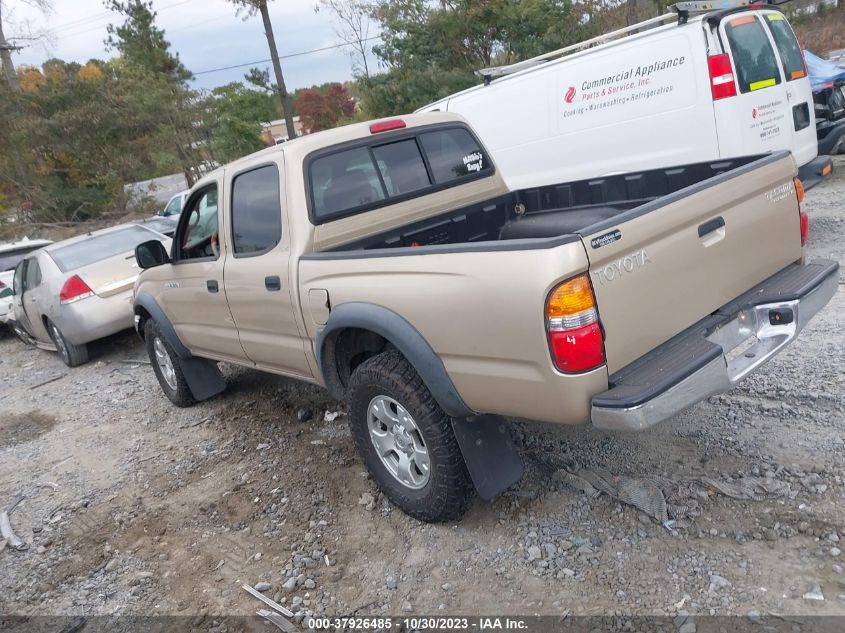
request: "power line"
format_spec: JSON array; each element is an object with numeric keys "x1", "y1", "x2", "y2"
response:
[
  {"x1": 51, "y1": 0, "x2": 197, "y2": 40},
  {"x1": 192, "y1": 36, "x2": 380, "y2": 76}
]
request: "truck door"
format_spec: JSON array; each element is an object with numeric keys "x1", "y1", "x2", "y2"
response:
[
  {"x1": 713, "y1": 12, "x2": 792, "y2": 160},
  {"x1": 222, "y1": 162, "x2": 312, "y2": 378},
  {"x1": 760, "y1": 10, "x2": 817, "y2": 166},
  {"x1": 165, "y1": 181, "x2": 246, "y2": 362}
]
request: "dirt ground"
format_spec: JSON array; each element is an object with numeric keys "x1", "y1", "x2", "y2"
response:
[{"x1": 1, "y1": 158, "x2": 844, "y2": 625}]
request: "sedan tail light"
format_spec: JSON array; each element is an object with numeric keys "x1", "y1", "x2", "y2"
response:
[
  {"x1": 545, "y1": 274, "x2": 605, "y2": 373},
  {"x1": 60, "y1": 274, "x2": 94, "y2": 305}
]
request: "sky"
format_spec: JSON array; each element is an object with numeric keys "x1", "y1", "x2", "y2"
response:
[{"x1": 5, "y1": 0, "x2": 381, "y2": 91}]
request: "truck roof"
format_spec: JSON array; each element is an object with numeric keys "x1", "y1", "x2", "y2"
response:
[{"x1": 195, "y1": 111, "x2": 470, "y2": 187}]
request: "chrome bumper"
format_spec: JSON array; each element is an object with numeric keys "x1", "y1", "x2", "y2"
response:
[{"x1": 591, "y1": 262, "x2": 839, "y2": 432}]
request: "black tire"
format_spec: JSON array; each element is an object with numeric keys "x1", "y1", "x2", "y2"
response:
[
  {"x1": 145, "y1": 319, "x2": 195, "y2": 407},
  {"x1": 47, "y1": 319, "x2": 89, "y2": 367},
  {"x1": 347, "y1": 350, "x2": 473, "y2": 522}
]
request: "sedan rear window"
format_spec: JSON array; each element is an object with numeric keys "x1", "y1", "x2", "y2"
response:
[
  {"x1": 725, "y1": 15, "x2": 782, "y2": 93},
  {"x1": 49, "y1": 226, "x2": 158, "y2": 273}
]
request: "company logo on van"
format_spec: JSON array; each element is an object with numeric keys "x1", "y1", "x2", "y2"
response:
[
  {"x1": 564, "y1": 86, "x2": 576, "y2": 103},
  {"x1": 752, "y1": 108, "x2": 758, "y2": 119}
]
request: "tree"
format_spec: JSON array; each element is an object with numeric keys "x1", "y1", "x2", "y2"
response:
[
  {"x1": 316, "y1": 0, "x2": 374, "y2": 78},
  {"x1": 294, "y1": 82, "x2": 355, "y2": 132},
  {"x1": 228, "y1": 0, "x2": 297, "y2": 140},
  {"x1": 0, "y1": 0, "x2": 53, "y2": 90},
  {"x1": 357, "y1": 0, "x2": 594, "y2": 116},
  {"x1": 206, "y1": 81, "x2": 277, "y2": 163},
  {"x1": 105, "y1": 0, "x2": 191, "y2": 82}
]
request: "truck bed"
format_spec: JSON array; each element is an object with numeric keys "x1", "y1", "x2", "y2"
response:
[{"x1": 330, "y1": 155, "x2": 765, "y2": 252}]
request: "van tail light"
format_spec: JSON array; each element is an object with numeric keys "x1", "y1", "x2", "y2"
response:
[
  {"x1": 60, "y1": 274, "x2": 94, "y2": 305},
  {"x1": 545, "y1": 274, "x2": 605, "y2": 373},
  {"x1": 794, "y1": 177, "x2": 809, "y2": 246},
  {"x1": 708, "y1": 53, "x2": 737, "y2": 100}
]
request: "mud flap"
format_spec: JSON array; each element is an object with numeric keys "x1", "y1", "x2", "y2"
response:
[
  {"x1": 451, "y1": 415, "x2": 524, "y2": 500},
  {"x1": 181, "y1": 357, "x2": 227, "y2": 401}
]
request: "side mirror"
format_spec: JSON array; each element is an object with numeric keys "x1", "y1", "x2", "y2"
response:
[{"x1": 135, "y1": 240, "x2": 170, "y2": 269}]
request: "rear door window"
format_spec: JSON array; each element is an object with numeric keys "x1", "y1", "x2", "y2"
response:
[
  {"x1": 49, "y1": 226, "x2": 159, "y2": 272},
  {"x1": 764, "y1": 13, "x2": 806, "y2": 81},
  {"x1": 23, "y1": 258, "x2": 41, "y2": 290},
  {"x1": 231, "y1": 165, "x2": 283, "y2": 256},
  {"x1": 724, "y1": 15, "x2": 782, "y2": 93}
]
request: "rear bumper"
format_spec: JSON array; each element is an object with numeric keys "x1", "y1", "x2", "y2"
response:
[
  {"x1": 797, "y1": 155, "x2": 834, "y2": 190},
  {"x1": 591, "y1": 260, "x2": 839, "y2": 432},
  {"x1": 53, "y1": 289, "x2": 136, "y2": 346}
]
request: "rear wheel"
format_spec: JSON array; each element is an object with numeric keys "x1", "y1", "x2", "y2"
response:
[
  {"x1": 145, "y1": 319, "x2": 195, "y2": 407},
  {"x1": 47, "y1": 320, "x2": 89, "y2": 367},
  {"x1": 346, "y1": 350, "x2": 473, "y2": 522}
]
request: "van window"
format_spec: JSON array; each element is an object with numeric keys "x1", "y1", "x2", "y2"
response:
[
  {"x1": 419, "y1": 128, "x2": 491, "y2": 184},
  {"x1": 724, "y1": 15, "x2": 782, "y2": 93},
  {"x1": 231, "y1": 165, "x2": 282, "y2": 256},
  {"x1": 371, "y1": 139, "x2": 430, "y2": 196},
  {"x1": 311, "y1": 146, "x2": 386, "y2": 219},
  {"x1": 764, "y1": 14, "x2": 806, "y2": 81}
]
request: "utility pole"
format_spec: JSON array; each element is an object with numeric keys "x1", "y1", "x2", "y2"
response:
[
  {"x1": 258, "y1": 1, "x2": 297, "y2": 140},
  {"x1": 0, "y1": 1, "x2": 20, "y2": 89}
]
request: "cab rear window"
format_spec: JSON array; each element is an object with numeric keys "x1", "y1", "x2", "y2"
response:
[
  {"x1": 764, "y1": 13, "x2": 806, "y2": 81},
  {"x1": 725, "y1": 15, "x2": 782, "y2": 93},
  {"x1": 309, "y1": 126, "x2": 491, "y2": 223}
]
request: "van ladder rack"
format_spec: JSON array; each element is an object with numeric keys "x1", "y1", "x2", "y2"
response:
[
  {"x1": 476, "y1": 13, "x2": 677, "y2": 83},
  {"x1": 476, "y1": 0, "x2": 792, "y2": 82},
  {"x1": 672, "y1": 0, "x2": 791, "y2": 24}
]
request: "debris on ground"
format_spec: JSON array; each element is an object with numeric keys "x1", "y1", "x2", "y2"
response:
[{"x1": 556, "y1": 464, "x2": 790, "y2": 522}]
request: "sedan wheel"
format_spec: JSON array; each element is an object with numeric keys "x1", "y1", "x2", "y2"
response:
[{"x1": 46, "y1": 320, "x2": 89, "y2": 367}]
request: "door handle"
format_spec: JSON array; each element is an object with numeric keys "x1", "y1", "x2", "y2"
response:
[
  {"x1": 698, "y1": 216, "x2": 725, "y2": 238},
  {"x1": 265, "y1": 275, "x2": 281, "y2": 292},
  {"x1": 207, "y1": 280, "x2": 219, "y2": 293}
]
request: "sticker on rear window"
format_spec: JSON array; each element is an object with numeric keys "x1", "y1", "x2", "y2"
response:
[{"x1": 591, "y1": 229, "x2": 622, "y2": 249}]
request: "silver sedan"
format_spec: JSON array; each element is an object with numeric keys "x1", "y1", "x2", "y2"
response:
[{"x1": 9, "y1": 224, "x2": 171, "y2": 366}]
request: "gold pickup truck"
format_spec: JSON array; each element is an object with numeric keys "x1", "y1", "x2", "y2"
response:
[{"x1": 133, "y1": 112, "x2": 838, "y2": 522}]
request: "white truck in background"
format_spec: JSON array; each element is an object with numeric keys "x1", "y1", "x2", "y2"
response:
[{"x1": 418, "y1": 0, "x2": 833, "y2": 190}]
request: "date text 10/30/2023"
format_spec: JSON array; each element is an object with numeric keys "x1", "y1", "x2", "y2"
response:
[{"x1": 306, "y1": 617, "x2": 529, "y2": 630}]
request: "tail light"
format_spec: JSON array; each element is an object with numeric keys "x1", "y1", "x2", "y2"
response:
[
  {"x1": 794, "y1": 177, "x2": 809, "y2": 246},
  {"x1": 545, "y1": 275, "x2": 605, "y2": 373},
  {"x1": 708, "y1": 53, "x2": 737, "y2": 100},
  {"x1": 0, "y1": 279, "x2": 6, "y2": 289},
  {"x1": 60, "y1": 274, "x2": 94, "y2": 305}
]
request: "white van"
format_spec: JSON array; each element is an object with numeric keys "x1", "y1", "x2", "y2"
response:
[{"x1": 418, "y1": 1, "x2": 831, "y2": 189}]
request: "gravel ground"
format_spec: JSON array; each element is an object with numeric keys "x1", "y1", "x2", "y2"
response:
[{"x1": 1, "y1": 158, "x2": 843, "y2": 624}]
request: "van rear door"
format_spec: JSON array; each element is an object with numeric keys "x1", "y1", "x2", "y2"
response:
[
  {"x1": 759, "y1": 10, "x2": 817, "y2": 165},
  {"x1": 579, "y1": 153, "x2": 803, "y2": 374},
  {"x1": 713, "y1": 12, "x2": 793, "y2": 161}
]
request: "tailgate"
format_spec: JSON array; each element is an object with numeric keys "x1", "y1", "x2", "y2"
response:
[{"x1": 581, "y1": 152, "x2": 803, "y2": 373}]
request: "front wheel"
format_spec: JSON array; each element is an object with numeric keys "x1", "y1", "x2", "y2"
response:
[
  {"x1": 145, "y1": 319, "x2": 195, "y2": 407},
  {"x1": 346, "y1": 350, "x2": 473, "y2": 522},
  {"x1": 47, "y1": 320, "x2": 89, "y2": 367}
]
